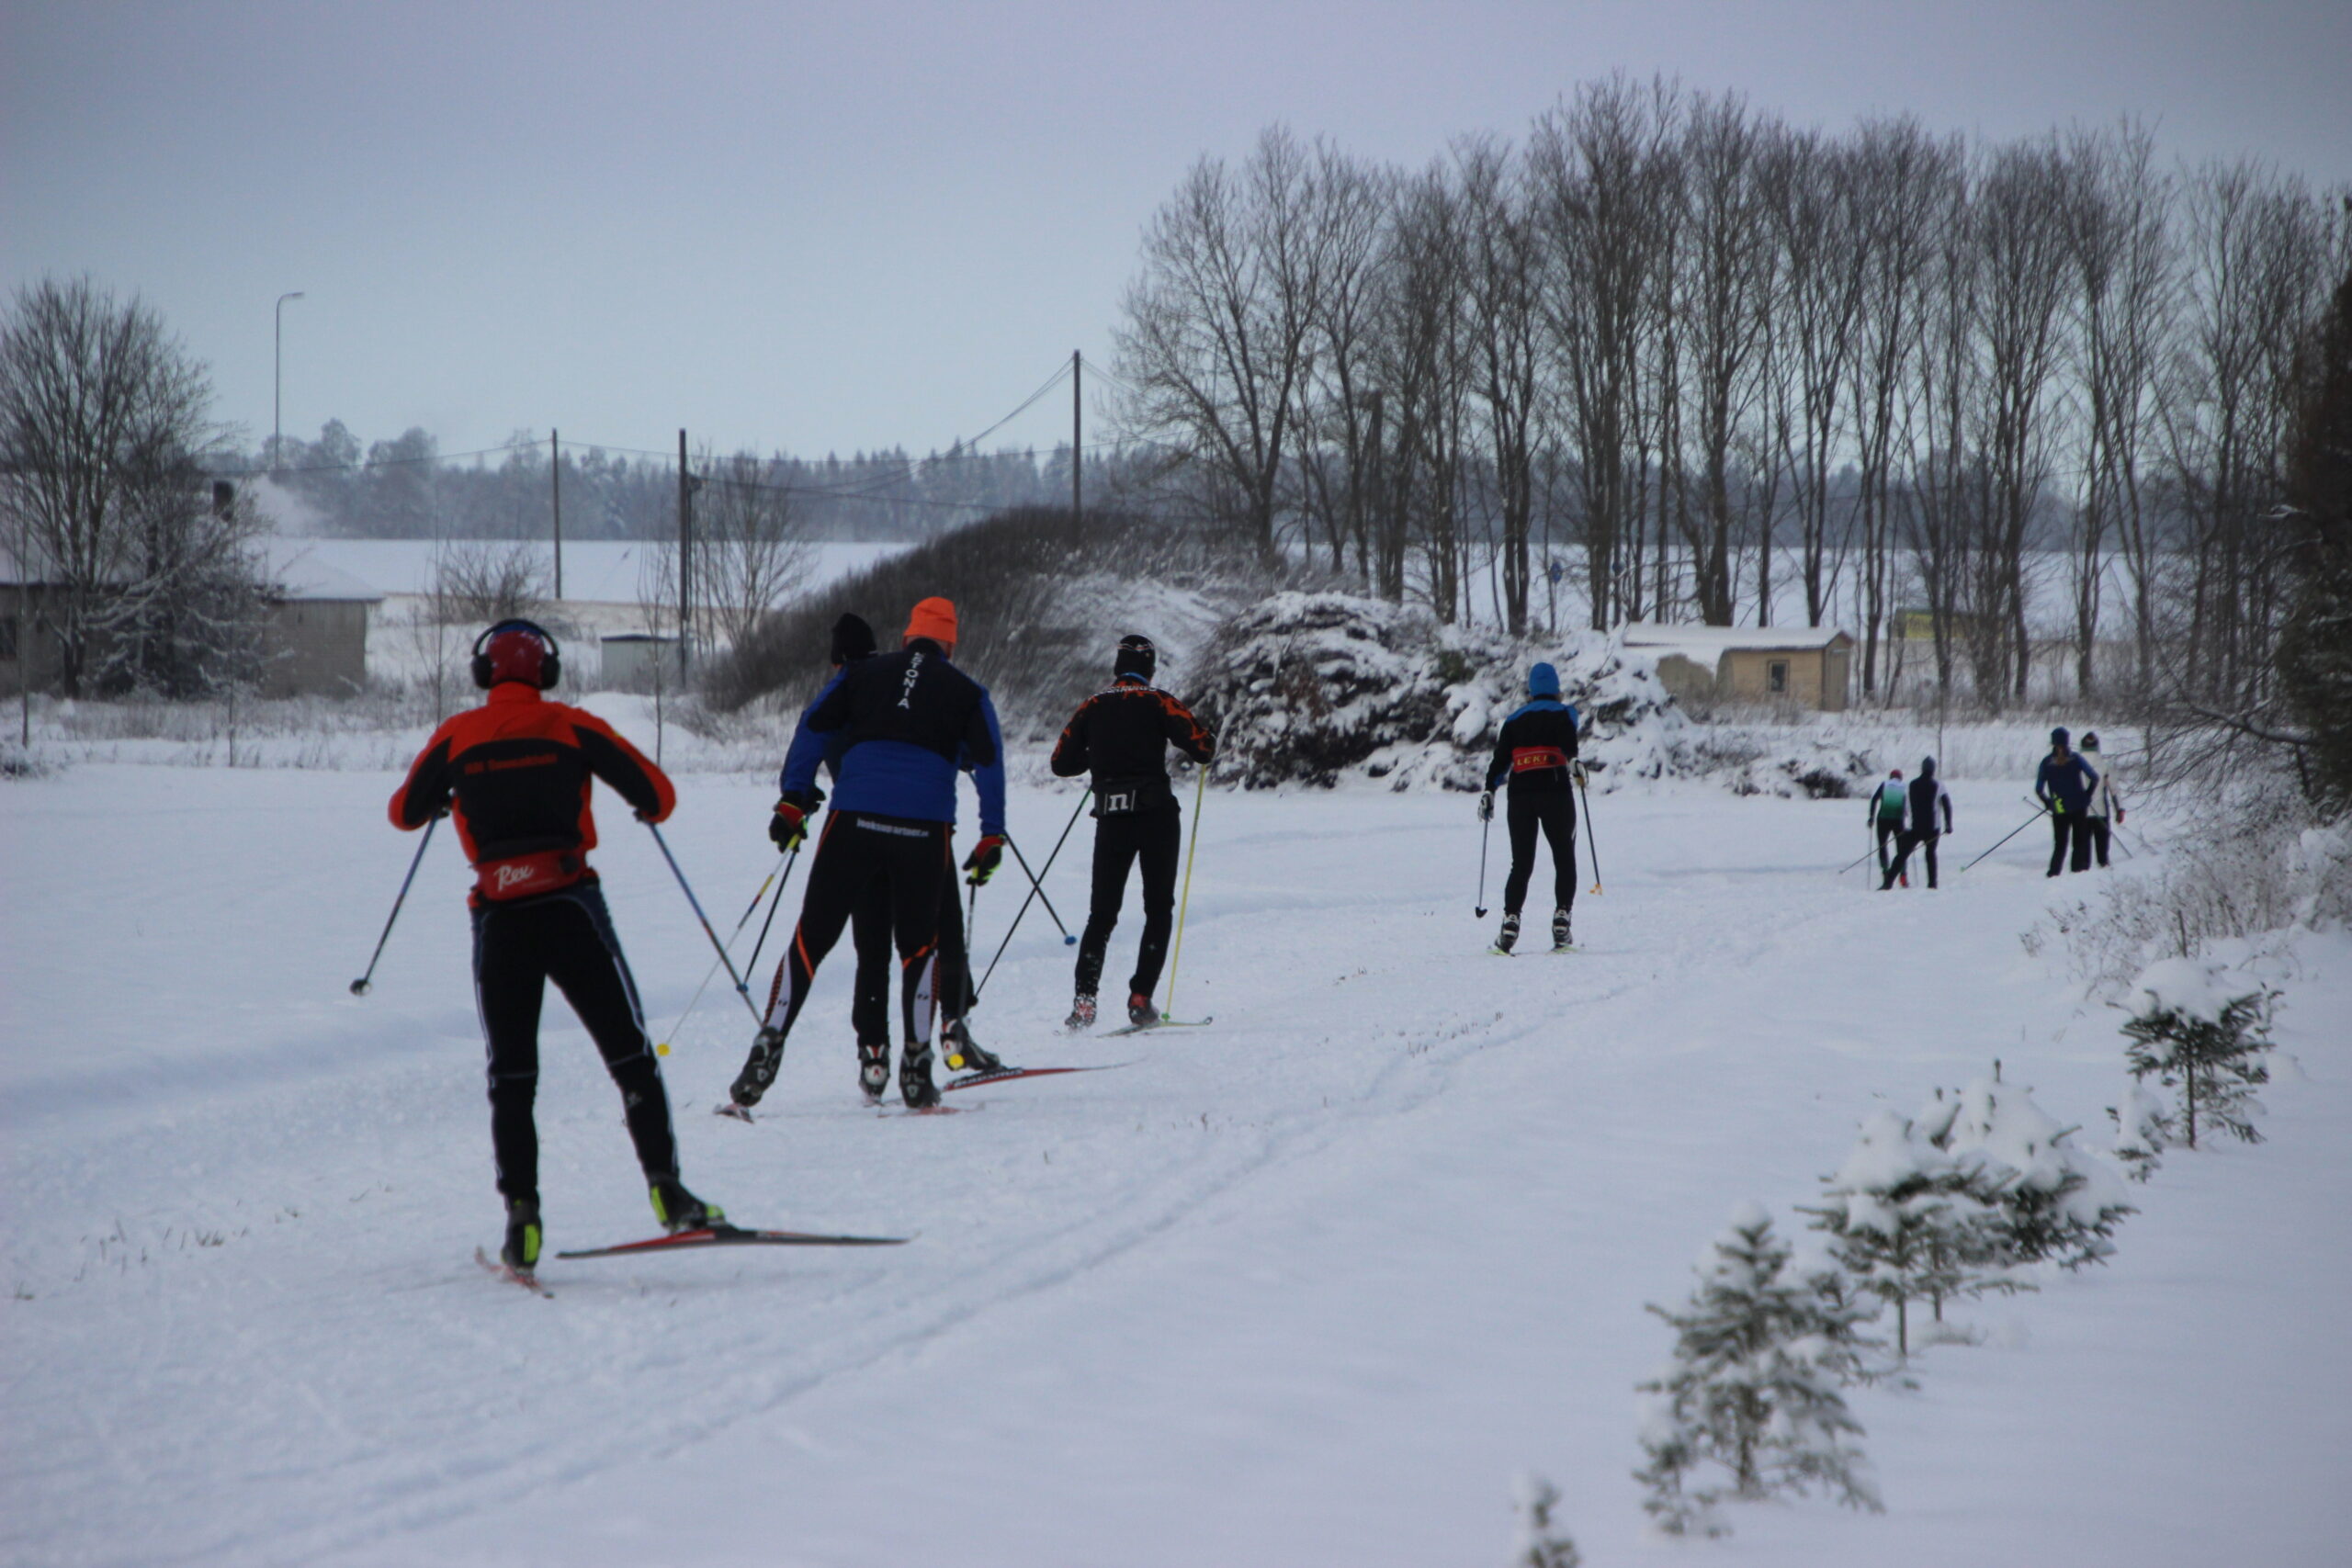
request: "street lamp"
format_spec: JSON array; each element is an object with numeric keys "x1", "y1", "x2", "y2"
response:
[{"x1": 274, "y1": 291, "x2": 305, "y2": 470}]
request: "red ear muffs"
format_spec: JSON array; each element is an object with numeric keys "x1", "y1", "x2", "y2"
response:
[{"x1": 471, "y1": 619, "x2": 562, "y2": 689}]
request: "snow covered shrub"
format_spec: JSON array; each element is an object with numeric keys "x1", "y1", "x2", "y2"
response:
[
  {"x1": 1509, "y1": 1473, "x2": 1580, "y2": 1568},
  {"x1": 2120, "y1": 958, "x2": 2281, "y2": 1149},
  {"x1": 2106, "y1": 1082, "x2": 2175, "y2": 1181},
  {"x1": 0, "y1": 740, "x2": 59, "y2": 779},
  {"x1": 1921, "y1": 1077, "x2": 2135, "y2": 1270},
  {"x1": 1635, "y1": 1203, "x2": 1881, "y2": 1536},
  {"x1": 1802, "y1": 1110, "x2": 2024, "y2": 1357}
]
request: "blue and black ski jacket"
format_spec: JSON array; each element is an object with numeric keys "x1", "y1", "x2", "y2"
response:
[
  {"x1": 2035, "y1": 750, "x2": 2100, "y2": 817},
  {"x1": 1486, "y1": 698, "x2": 1581, "y2": 794},
  {"x1": 779, "y1": 641, "x2": 1006, "y2": 835}
]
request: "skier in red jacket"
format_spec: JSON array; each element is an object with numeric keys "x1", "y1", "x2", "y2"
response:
[{"x1": 390, "y1": 619, "x2": 722, "y2": 1275}]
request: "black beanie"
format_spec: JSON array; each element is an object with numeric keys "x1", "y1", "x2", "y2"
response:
[
  {"x1": 831, "y1": 613, "x2": 876, "y2": 665},
  {"x1": 2052, "y1": 727, "x2": 2070, "y2": 748},
  {"x1": 1114, "y1": 633, "x2": 1157, "y2": 682}
]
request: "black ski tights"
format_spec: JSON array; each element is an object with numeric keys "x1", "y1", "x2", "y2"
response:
[
  {"x1": 762, "y1": 811, "x2": 951, "y2": 1048},
  {"x1": 473, "y1": 882, "x2": 679, "y2": 1204},
  {"x1": 1503, "y1": 789, "x2": 1577, "y2": 917},
  {"x1": 1075, "y1": 807, "x2": 1182, "y2": 1000}
]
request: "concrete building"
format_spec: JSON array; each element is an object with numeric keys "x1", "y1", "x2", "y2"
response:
[
  {"x1": 1623, "y1": 622, "x2": 1855, "y2": 712},
  {"x1": 600, "y1": 632, "x2": 681, "y2": 693}
]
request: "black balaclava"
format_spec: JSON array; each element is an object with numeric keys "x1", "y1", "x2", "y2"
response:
[
  {"x1": 831, "y1": 613, "x2": 877, "y2": 666},
  {"x1": 1114, "y1": 633, "x2": 1158, "y2": 682},
  {"x1": 1920, "y1": 757, "x2": 1936, "y2": 778}
]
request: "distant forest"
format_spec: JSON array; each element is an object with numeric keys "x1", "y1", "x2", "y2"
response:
[{"x1": 222, "y1": 422, "x2": 1122, "y2": 544}]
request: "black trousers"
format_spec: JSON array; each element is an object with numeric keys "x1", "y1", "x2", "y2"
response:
[
  {"x1": 471, "y1": 881, "x2": 678, "y2": 1205},
  {"x1": 763, "y1": 812, "x2": 951, "y2": 1048},
  {"x1": 851, "y1": 859, "x2": 971, "y2": 1044},
  {"x1": 1075, "y1": 807, "x2": 1182, "y2": 1000},
  {"x1": 1874, "y1": 818, "x2": 1903, "y2": 876},
  {"x1": 1885, "y1": 829, "x2": 1940, "y2": 888},
  {"x1": 2086, "y1": 817, "x2": 2112, "y2": 868},
  {"x1": 2049, "y1": 814, "x2": 2092, "y2": 874},
  {"x1": 1503, "y1": 788, "x2": 1577, "y2": 917}
]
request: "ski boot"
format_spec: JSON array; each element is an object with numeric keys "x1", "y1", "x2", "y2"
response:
[
  {"x1": 501, "y1": 1196, "x2": 542, "y2": 1272},
  {"x1": 649, "y1": 1175, "x2": 725, "y2": 1234},
  {"x1": 942, "y1": 1017, "x2": 1002, "y2": 1075},
  {"x1": 1126, "y1": 992, "x2": 1160, "y2": 1029},
  {"x1": 1551, "y1": 908, "x2": 1572, "y2": 952},
  {"x1": 857, "y1": 1038, "x2": 890, "y2": 1107},
  {"x1": 899, "y1": 1040, "x2": 940, "y2": 1111},
  {"x1": 1493, "y1": 912, "x2": 1521, "y2": 954},
  {"x1": 1064, "y1": 992, "x2": 1098, "y2": 1032},
  {"x1": 729, "y1": 1025, "x2": 786, "y2": 1110}
]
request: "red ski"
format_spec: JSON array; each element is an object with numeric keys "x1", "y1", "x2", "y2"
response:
[
  {"x1": 475, "y1": 1247, "x2": 554, "y2": 1297},
  {"x1": 554, "y1": 1224, "x2": 908, "y2": 1259},
  {"x1": 943, "y1": 1063, "x2": 1130, "y2": 1093}
]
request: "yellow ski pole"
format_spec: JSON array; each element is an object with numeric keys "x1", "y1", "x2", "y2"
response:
[{"x1": 1162, "y1": 764, "x2": 1208, "y2": 1020}]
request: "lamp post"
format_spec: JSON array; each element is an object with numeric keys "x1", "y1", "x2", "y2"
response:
[{"x1": 274, "y1": 291, "x2": 305, "y2": 469}]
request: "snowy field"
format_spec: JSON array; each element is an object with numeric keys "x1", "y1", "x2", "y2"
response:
[{"x1": 2, "y1": 763, "x2": 2346, "y2": 1566}]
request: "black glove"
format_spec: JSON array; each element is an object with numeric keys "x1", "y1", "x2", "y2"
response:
[
  {"x1": 963, "y1": 833, "x2": 1006, "y2": 886},
  {"x1": 1477, "y1": 791, "x2": 1494, "y2": 823},
  {"x1": 769, "y1": 789, "x2": 820, "y2": 852}
]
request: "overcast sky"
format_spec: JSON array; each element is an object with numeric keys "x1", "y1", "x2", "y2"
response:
[{"x1": 5, "y1": 1, "x2": 2346, "y2": 467}]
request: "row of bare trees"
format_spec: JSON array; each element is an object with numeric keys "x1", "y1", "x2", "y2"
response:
[{"x1": 1114, "y1": 84, "x2": 2348, "y2": 709}]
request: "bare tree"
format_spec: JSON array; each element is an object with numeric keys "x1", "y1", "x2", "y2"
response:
[
  {"x1": 434, "y1": 537, "x2": 548, "y2": 624},
  {"x1": 0, "y1": 276, "x2": 219, "y2": 695},
  {"x1": 693, "y1": 447, "x2": 813, "y2": 652}
]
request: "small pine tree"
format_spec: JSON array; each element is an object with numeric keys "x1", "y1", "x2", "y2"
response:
[
  {"x1": 2121, "y1": 959, "x2": 2280, "y2": 1149},
  {"x1": 1510, "y1": 1473, "x2": 1580, "y2": 1568},
  {"x1": 1635, "y1": 1203, "x2": 1882, "y2": 1536},
  {"x1": 1937, "y1": 1076, "x2": 2135, "y2": 1270},
  {"x1": 2106, "y1": 1082, "x2": 2174, "y2": 1181},
  {"x1": 1803, "y1": 1109, "x2": 2022, "y2": 1356}
]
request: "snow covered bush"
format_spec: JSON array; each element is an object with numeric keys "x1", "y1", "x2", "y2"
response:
[
  {"x1": 1919, "y1": 1076, "x2": 2135, "y2": 1270},
  {"x1": 2120, "y1": 957, "x2": 2280, "y2": 1149},
  {"x1": 1509, "y1": 1473, "x2": 1580, "y2": 1567},
  {"x1": 1, "y1": 739, "x2": 60, "y2": 779},
  {"x1": 2106, "y1": 1083, "x2": 2174, "y2": 1182},
  {"x1": 1634, "y1": 1203, "x2": 1881, "y2": 1536},
  {"x1": 1802, "y1": 1110, "x2": 2023, "y2": 1357}
]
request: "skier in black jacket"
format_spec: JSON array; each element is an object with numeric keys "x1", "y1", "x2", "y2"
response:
[
  {"x1": 1882, "y1": 758, "x2": 1953, "y2": 889},
  {"x1": 2034, "y1": 728, "x2": 2101, "y2": 877},
  {"x1": 1480, "y1": 661, "x2": 1581, "y2": 953},
  {"x1": 1050, "y1": 634, "x2": 1216, "y2": 1029}
]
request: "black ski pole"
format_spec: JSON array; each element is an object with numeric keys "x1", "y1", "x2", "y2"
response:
[
  {"x1": 741, "y1": 843, "x2": 798, "y2": 979},
  {"x1": 1576, "y1": 771, "x2": 1604, "y2": 895},
  {"x1": 1961, "y1": 803, "x2": 2051, "y2": 873},
  {"x1": 975, "y1": 790, "x2": 1090, "y2": 998},
  {"x1": 351, "y1": 815, "x2": 438, "y2": 995},
  {"x1": 644, "y1": 820, "x2": 763, "y2": 1023},
  {"x1": 1474, "y1": 807, "x2": 1493, "y2": 918},
  {"x1": 660, "y1": 848, "x2": 797, "y2": 1055},
  {"x1": 1004, "y1": 831, "x2": 1079, "y2": 944}
]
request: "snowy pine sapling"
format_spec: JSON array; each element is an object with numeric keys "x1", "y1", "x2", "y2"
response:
[
  {"x1": 2106, "y1": 1082, "x2": 2174, "y2": 1181},
  {"x1": 1930, "y1": 1076, "x2": 2135, "y2": 1270},
  {"x1": 1635, "y1": 1203, "x2": 1882, "y2": 1536},
  {"x1": 1510, "y1": 1473, "x2": 1580, "y2": 1568},
  {"x1": 2120, "y1": 958, "x2": 2280, "y2": 1149},
  {"x1": 1802, "y1": 1109, "x2": 2022, "y2": 1357}
]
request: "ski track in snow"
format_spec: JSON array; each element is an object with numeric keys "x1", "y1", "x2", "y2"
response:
[{"x1": 2, "y1": 766, "x2": 2346, "y2": 1566}]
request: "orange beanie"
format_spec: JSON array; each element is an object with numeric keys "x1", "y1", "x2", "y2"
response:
[{"x1": 904, "y1": 596, "x2": 958, "y2": 650}]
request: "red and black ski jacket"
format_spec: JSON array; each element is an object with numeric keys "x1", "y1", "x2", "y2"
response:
[
  {"x1": 390, "y1": 684, "x2": 675, "y2": 903},
  {"x1": 1050, "y1": 675, "x2": 1215, "y2": 814}
]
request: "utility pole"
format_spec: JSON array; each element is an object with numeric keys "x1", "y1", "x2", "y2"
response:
[
  {"x1": 273, "y1": 291, "x2": 305, "y2": 469},
  {"x1": 676, "y1": 429, "x2": 692, "y2": 682},
  {"x1": 1071, "y1": 349, "x2": 1082, "y2": 524},
  {"x1": 549, "y1": 429, "x2": 563, "y2": 600}
]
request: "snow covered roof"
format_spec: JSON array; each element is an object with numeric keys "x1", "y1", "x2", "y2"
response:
[
  {"x1": 1621, "y1": 622, "x2": 1853, "y2": 661},
  {"x1": 1, "y1": 540, "x2": 382, "y2": 602}
]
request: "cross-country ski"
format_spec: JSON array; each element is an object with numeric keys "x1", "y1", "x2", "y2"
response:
[{"x1": 556, "y1": 1224, "x2": 909, "y2": 1259}]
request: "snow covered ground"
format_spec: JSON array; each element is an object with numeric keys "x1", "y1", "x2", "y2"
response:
[{"x1": 3, "y1": 763, "x2": 2346, "y2": 1566}]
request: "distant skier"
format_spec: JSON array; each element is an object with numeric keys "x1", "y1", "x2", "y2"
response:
[
  {"x1": 1868, "y1": 767, "x2": 1909, "y2": 886},
  {"x1": 1480, "y1": 661, "x2": 1582, "y2": 953},
  {"x1": 2034, "y1": 727, "x2": 2101, "y2": 877},
  {"x1": 1051, "y1": 633, "x2": 1216, "y2": 1029},
  {"x1": 388, "y1": 619, "x2": 722, "y2": 1277},
  {"x1": 1881, "y1": 758, "x2": 1954, "y2": 890},
  {"x1": 732, "y1": 598, "x2": 1006, "y2": 1112},
  {"x1": 2077, "y1": 730, "x2": 2125, "y2": 869}
]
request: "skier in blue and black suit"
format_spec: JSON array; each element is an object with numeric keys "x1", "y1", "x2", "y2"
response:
[
  {"x1": 2034, "y1": 727, "x2": 2101, "y2": 878},
  {"x1": 729, "y1": 596, "x2": 1007, "y2": 1112},
  {"x1": 1480, "y1": 661, "x2": 1583, "y2": 954}
]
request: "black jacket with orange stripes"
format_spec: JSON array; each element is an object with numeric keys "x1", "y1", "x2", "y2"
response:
[
  {"x1": 390, "y1": 683, "x2": 676, "y2": 900},
  {"x1": 1049, "y1": 675, "x2": 1216, "y2": 814}
]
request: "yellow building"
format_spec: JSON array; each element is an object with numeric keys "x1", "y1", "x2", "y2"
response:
[{"x1": 1623, "y1": 622, "x2": 1855, "y2": 712}]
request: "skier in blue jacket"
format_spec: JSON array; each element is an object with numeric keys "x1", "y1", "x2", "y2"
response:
[
  {"x1": 729, "y1": 597, "x2": 1007, "y2": 1112},
  {"x1": 2034, "y1": 727, "x2": 2101, "y2": 877},
  {"x1": 1480, "y1": 662, "x2": 1582, "y2": 953}
]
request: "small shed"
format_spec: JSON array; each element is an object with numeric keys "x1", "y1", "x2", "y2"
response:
[
  {"x1": 1623, "y1": 622, "x2": 1855, "y2": 712},
  {"x1": 260, "y1": 547, "x2": 383, "y2": 697},
  {"x1": 601, "y1": 633, "x2": 680, "y2": 693}
]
